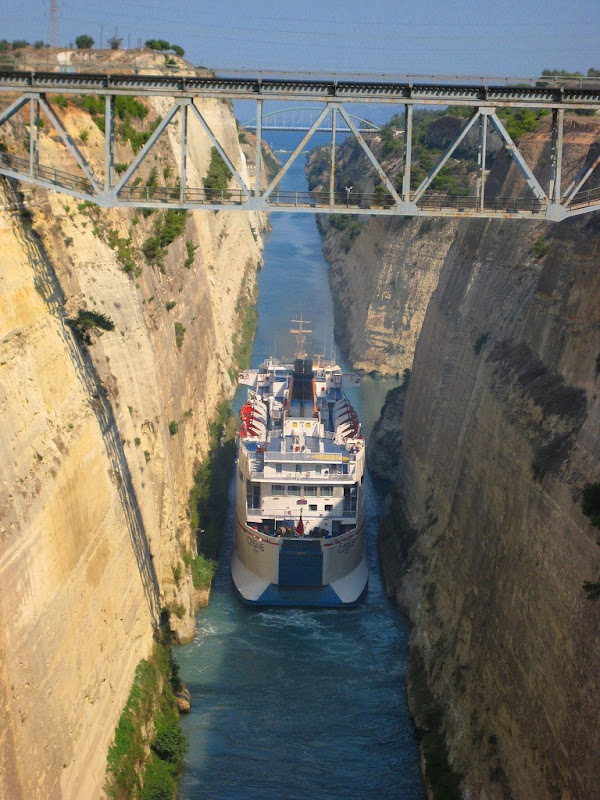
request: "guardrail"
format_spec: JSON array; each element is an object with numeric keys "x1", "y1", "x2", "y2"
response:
[{"x1": 0, "y1": 150, "x2": 93, "y2": 193}]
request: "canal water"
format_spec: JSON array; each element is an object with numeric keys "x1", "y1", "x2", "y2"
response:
[{"x1": 176, "y1": 133, "x2": 424, "y2": 800}]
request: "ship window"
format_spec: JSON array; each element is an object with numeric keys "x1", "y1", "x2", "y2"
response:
[
  {"x1": 309, "y1": 504, "x2": 317, "y2": 511},
  {"x1": 295, "y1": 464, "x2": 302, "y2": 474},
  {"x1": 320, "y1": 486, "x2": 331, "y2": 497},
  {"x1": 247, "y1": 481, "x2": 261, "y2": 510},
  {"x1": 304, "y1": 486, "x2": 318, "y2": 497},
  {"x1": 271, "y1": 484, "x2": 285, "y2": 495},
  {"x1": 343, "y1": 485, "x2": 358, "y2": 514},
  {"x1": 324, "y1": 504, "x2": 333, "y2": 511},
  {"x1": 238, "y1": 469, "x2": 243, "y2": 482},
  {"x1": 287, "y1": 485, "x2": 301, "y2": 496},
  {"x1": 314, "y1": 465, "x2": 322, "y2": 475},
  {"x1": 276, "y1": 463, "x2": 283, "y2": 474}
]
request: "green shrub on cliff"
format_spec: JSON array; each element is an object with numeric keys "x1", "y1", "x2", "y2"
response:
[
  {"x1": 581, "y1": 482, "x2": 600, "y2": 526},
  {"x1": 150, "y1": 721, "x2": 187, "y2": 764},
  {"x1": 583, "y1": 581, "x2": 600, "y2": 600},
  {"x1": 67, "y1": 309, "x2": 115, "y2": 336},
  {"x1": 203, "y1": 147, "x2": 232, "y2": 199},
  {"x1": 532, "y1": 236, "x2": 549, "y2": 259},
  {"x1": 105, "y1": 640, "x2": 185, "y2": 800},
  {"x1": 188, "y1": 402, "x2": 237, "y2": 562}
]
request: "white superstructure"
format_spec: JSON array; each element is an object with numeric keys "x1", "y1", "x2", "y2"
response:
[{"x1": 231, "y1": 331, "x2": 368, "y2": 607}]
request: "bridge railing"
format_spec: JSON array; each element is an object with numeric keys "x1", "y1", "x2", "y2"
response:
[
  {"x1": 568, "y1": 185, "x2": 600, "y2": 209},
  {"x1": 0, "y1": 150, "x2": 94, "y2": 193},
  {"x1": 120, "y1": 185, "x2": 247, "y2": 205},
  {"x1": 2, "y1": 149, "x2": 597, "y2": 216}
]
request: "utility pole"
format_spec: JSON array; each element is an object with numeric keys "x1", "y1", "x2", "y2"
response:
[{"x1": 49, "y1": 0, "x2": 57, "y2": 48}]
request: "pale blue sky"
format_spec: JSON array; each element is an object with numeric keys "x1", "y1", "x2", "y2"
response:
[{"x1": 1, "y1": 0, "x2": 598, "y2": 77}]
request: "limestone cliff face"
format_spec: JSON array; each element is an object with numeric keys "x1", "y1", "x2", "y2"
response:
[
  {"x1": 0, "y1": 54, "x2": 265, "y2": 800},
  {"x1": 323, "y1": 215, "x2": 458, "y2": 375},
  {"x1": 361, "y1": 118, "x2": 600, "y2": 798},
  {"x1": 401, "y1": 210, "x2": 600, "y2": 800}
]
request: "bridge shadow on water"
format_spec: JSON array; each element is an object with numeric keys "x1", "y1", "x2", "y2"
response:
[{"x1": 177, "y1": 459, "x2": 424, "y2": 800}]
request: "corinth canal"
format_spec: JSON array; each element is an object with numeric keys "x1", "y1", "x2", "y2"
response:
[{"x1": 176, "y1": 132, "x2": 425, "y2": 800}]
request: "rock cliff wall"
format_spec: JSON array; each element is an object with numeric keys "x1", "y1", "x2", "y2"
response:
[
  {"x1": 0, "y1": 53, "x2": 265, "y2": 800},
  {"x1": 330, "y1": 116, "x2": 600, "y2": 797},
  {"x1": 323, "y1": 215, "x2": 458, "y2": 375},
  {"x1": 400, "y1": 209, "x2": 600, "y2": 799}
]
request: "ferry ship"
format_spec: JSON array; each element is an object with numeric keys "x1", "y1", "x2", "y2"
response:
[{"x1": 231, "y1": 320, "x2": 368, "y2": 607}]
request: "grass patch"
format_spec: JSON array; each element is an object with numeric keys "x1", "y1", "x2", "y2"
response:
[
  {"x1": 104, "y1": 620, "x2": 186, "y2": 800},
  {"x1": 142, "y1": 210, "x2": 188, "y2": 268},
  {"x1": 182, "y1": 551, "x2": 217, "y2": 590},
  {"x1": 230, "y1": 271, "x2": 258, "y2": 380},
  {"x1": 532, "y1": 236, "x2": 549, "y2": 259},
  {"x1": 107, "y1": 228, "x2": 137, "y2": 274},
  {"x1": 184, "y1": 241, "x2": 198, "y2": 269},
  {"x1": 174, "y1": 322, "x2": 186, "y2": 349},
  {"x1": 329, "y1": 214, "x2": 363, "y2": 250}
]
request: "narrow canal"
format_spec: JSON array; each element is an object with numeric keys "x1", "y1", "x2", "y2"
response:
[{"x1": 176, "y1": 133, "x2": 424, "y2": 800}]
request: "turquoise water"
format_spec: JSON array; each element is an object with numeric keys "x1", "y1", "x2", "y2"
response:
[{"x1": 176, "y1": 133, "x2": 424, "y2": 800}]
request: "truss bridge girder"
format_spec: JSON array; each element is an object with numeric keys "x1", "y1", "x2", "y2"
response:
[{"x1": 0, "y1": 70, "x2": 599, "y2": 221}]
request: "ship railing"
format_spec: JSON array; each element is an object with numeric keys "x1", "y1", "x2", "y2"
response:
[
  {"x1": 244, "y1": 519, "x2": 358, "y2": 540},
  {"x1": 265, "y1": 450, "x2": 356, "y2": 463},
  {"x1": 247, "y1": 463, "x2": 358, "y2": 480}
]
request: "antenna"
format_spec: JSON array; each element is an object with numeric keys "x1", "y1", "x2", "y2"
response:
[
  {"x1": 290, "y1": 315, "x2": 312, "y2": 359},
  {"x1": 49, "y1": 0, "x2": 58, "y2": 48}
]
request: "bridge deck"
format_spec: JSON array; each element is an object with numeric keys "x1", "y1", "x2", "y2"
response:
[{"x1": 0, "y1": 70, "x2": 599, "y2": 109}]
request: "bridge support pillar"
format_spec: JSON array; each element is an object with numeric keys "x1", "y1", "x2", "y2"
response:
[
  {"x1": 255, "y1": 100, "x2": 262, "y2": 196},
  {"x1": 550, "y1": 108, "x2": 564, "y2": 202},
  {"x1": 180, "y1": 100, "x2": 189, "y2": 203},
  {"x1": 329, "y1": 106, "x2": 337, "y2": 206},
  {"x1": 476, "y1": 109, "x2": 492, "y2": 212},
  {"x1": 104, "y1": 95, "x2": 114, "y2": 190},
  {"x1": 402, "y1": 105, "x2": 413, "y2": 202}
]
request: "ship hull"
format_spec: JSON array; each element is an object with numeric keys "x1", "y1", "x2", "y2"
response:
[{"x1": 232, "y1": 514, "x2": 368, "y2": 607}]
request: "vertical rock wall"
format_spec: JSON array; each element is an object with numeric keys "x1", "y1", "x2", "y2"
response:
[
  {"x1": 0, "y1": 78, "x2": 265, "y2": 798},
  {"x1": 401, "y1": 212, "x2": 600, "y2": 799}
]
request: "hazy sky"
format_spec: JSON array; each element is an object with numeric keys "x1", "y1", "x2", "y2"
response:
[{"x1": 1, "y1": 0, "x2": 599, "y2": 77}]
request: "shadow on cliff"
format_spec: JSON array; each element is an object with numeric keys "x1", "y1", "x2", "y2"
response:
[{"x1": 4, "y1": 178, "x2": 161, "y2": 625}]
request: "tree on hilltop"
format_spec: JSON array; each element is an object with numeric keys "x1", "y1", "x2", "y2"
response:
[
  {"x1": 75, "y1": 34, "x2": 94, "y2": 49},
  {"x1": 145, "y1": 39, "x2": 170, "y2": 51}
]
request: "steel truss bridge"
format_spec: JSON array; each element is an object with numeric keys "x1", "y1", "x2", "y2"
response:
[{"x1": 0, "y1": 70, "x2": 599, "y2": 220}]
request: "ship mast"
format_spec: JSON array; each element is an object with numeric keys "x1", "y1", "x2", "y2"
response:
[{"x1": 290, "y1": 316, "x2": 312, "y2": 359}]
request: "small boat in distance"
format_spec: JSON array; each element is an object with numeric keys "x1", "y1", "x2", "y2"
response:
[{"x1": 231, "y1": 318, "x2": 367, "y2": 607}]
